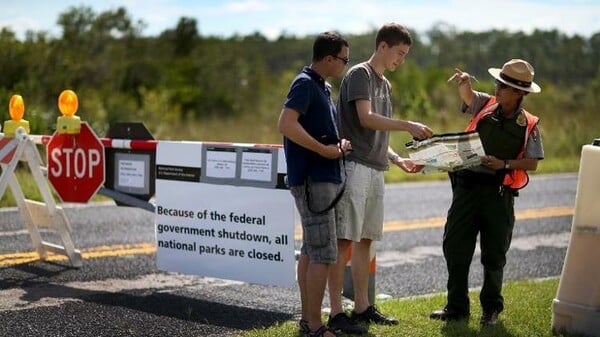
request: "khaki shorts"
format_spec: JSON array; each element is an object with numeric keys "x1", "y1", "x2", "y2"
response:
[
  {"x1": 291, "y1": 182, "x2": 339, "y2": 264},
  {"x1": 336, "y1": 161, "x2": 384, "y2": 241}
]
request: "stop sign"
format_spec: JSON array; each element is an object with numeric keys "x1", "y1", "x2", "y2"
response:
[{"x1": 47, "y1": 122, "x2": 105, "y2": 203}]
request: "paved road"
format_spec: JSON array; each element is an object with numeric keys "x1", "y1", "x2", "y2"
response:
[{"x1": 0, "y1": 173, "x2": 577, "y2": 336}]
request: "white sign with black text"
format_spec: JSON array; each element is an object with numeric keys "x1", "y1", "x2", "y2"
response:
[{"x1": 155, "y1": 141, "x2": 295, "y2": 287}]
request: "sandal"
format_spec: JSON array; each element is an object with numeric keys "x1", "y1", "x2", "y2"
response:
[
  {"x1": 304, "y1": 325, "x2": 338, "y2": 337},
  {"x1": 298, "y1": 319, "x2": 309, "y2": 334}
]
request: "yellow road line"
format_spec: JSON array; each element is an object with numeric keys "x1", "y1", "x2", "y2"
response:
[
  {"x1": 383, "y1": 206, "x2": 574, "y2": 232},
  {"x1": 1, "y1": 206, "x2": 573, "y2": 268},
  {"x1": 294, "y1": 206, "x2": 574, "y2": 239},
  {"x1": 0, "y1": 243, "x2": 156, "y2": 267}
]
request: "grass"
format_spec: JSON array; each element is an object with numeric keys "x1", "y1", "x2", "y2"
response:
[
  {"x1": 238, "y1": 278, "x2": 589, "y2": 337},
  {"x1": 0, "y1": 167, "x2": 52, "y2": 207}
]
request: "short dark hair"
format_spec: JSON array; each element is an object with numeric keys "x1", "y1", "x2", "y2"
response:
[
  {"x1": 313, "y1": 31, "x2": 349, "y2": 62},
  {"x1": 375, "y1": 23, "x2": 412, "y2": 49}
]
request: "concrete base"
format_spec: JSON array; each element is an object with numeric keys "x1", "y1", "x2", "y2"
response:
[
  {"x1": 552, "y1": 299, "x2": 600, "y2": 337},
  {"x1": 552, "y1": 144, "x2": 600, "y2": 337}
]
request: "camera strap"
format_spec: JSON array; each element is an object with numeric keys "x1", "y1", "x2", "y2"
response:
[{"x1": 305, "y1": 151, "x2": 347, "y2": 215}]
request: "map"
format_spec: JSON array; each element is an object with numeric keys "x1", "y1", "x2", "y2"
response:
[{"x1": 405, "y1": 131, "x2": 486, "y2": 173}]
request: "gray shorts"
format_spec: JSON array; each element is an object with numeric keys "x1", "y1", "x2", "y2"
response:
[
  {"x1": 290, "y1": 182, "x2": 340, "y2": 264},
  {"x1": 336, "y1": 161, "x2": 384, "y2": 241}
]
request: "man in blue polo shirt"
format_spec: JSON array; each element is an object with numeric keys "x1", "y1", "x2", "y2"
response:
[{"x1": 278, "y1": 32, "x2": 356, "y2": 337}]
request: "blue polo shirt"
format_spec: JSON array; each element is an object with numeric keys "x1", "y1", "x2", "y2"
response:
[{"x1": 283, "y1": 66, "x2": 341, "y2": 186}]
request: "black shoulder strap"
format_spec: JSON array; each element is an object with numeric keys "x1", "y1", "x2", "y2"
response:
[{"x1": 305, "y1": 155, "x2": 346, "y2": 215}]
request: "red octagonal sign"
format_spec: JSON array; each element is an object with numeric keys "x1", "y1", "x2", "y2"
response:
[{"x1": 47, "y1": 122, "x2": 105, "y2": 203}]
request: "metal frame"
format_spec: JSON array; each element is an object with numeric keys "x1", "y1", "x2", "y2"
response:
[{"x1": 0, "y1": 128, "x2": 82, "y2": 267}]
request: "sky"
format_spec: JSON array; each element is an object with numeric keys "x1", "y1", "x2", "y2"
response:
[{"x1": 1, "y1": 0, "x2": 599, "y2": 40}]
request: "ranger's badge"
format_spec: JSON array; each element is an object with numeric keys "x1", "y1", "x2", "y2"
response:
[{"x1": 516, "y1": 112, "x2": 527, "y2": 126}]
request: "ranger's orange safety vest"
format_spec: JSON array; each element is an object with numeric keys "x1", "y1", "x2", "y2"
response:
[{"x1": 465, "y1": 97, "x2": 539, "y2": 190}]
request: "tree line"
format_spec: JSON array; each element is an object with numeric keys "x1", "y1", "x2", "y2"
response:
[{"x1": 0, "y1": 6, "x2": 598, "y2": 147}]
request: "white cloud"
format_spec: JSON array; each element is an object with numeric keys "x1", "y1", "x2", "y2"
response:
[{"x1": 222, "y1": 0, "x2": 269, "y2": 13}]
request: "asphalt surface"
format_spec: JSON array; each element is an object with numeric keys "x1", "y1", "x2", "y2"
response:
[{"x1": 0, "y1": 173, "x2": 577, "y2": 336}]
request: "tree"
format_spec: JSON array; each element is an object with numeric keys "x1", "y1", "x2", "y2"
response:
[{"x1": 160, "y1": 17, "x2": 199, "y2": 57}]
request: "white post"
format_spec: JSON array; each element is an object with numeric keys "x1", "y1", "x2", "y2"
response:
[{"x1": 552, "y1": 141, "x2": 600, "y2": 336}]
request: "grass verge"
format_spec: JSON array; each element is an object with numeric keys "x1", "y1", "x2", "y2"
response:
[{"x1": 238, "y1": 278, "x2": 588, "y2": 337}]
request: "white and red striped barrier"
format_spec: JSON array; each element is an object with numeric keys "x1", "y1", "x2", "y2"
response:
[
  {"x1": 31, "y1": 134, "x2": 158, "y2": 151},
  {"x1": 31, "y1": 134, "x2": 285, "y2": 152},
  {"x1": 0, "y1": 136, "x2": 19, "y2": 164}
]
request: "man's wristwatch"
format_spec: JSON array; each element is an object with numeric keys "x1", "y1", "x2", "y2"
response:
[{"x1": 504, "y1": 160, "x2": 510, "y2": 169}]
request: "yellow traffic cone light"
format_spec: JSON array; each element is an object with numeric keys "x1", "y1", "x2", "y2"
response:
[
  {"x1": 56, "y1": 89, "x2": 81, "y2": 134},
  {"x1": 3, "y1": 94, "x2": 30, "y2": 138}
]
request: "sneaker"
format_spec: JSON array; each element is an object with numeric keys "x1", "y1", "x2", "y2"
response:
[
  {"x1": 327, "y1": 312, "x2": 367, "y2": 335},
  {"x1": 480, "y1": 310, "x2": 500, "y2": 325},
  {"x1": 351, "y1": 305, "x2": 399, "y2": 325}
]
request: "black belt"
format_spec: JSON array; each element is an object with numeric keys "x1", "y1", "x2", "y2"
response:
[
  {"x1": 453, "y1": 171, "x2": 502, "y2": 186},
  {"x1": 451, "y1": 171, "x2": 519, "y2": 196}
]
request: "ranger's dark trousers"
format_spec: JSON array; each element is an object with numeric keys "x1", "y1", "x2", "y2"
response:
[{"x1": 443, "y1": 179, "x2": 515, "y2": 314}]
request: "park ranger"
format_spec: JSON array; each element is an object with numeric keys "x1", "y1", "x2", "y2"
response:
[{"x1": 430, "y1": 59, "x2": 544, "y2": 326}]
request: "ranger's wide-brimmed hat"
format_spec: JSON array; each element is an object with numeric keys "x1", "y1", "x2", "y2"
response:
[{"x1": 488, "y1": 58, "x2": 541, "y2": 93}]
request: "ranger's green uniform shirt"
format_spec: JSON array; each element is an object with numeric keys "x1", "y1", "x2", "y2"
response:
[{"x1": 463, "y1": 91, "x2": 544, "y2": 177}]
